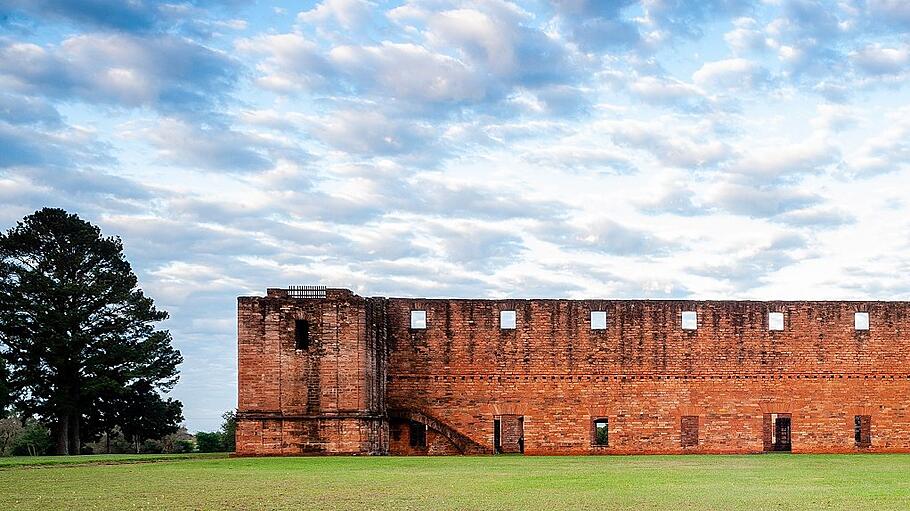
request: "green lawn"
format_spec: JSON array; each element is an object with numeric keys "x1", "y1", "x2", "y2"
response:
[
  {"x1": 1, "y1": 454, "x2": 909, "y2": 510},
  {"x1": 0, "y1": 452, "x2": 228, "y2": 468}
]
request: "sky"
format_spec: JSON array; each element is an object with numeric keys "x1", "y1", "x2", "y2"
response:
[{"x1": 2, "y1": 0, "x2": 910, "y2": 431}]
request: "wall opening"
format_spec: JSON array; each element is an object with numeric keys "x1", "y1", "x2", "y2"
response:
[
  {"x1": 855, "y1": 415, "x2": 871, "y2": 448},
  {"x1": 681, "y1": 311, "x2": 697, "y2": 330},
  {"x1": 410, "y1": 310, "x2": 427, "y2": 329},
  {"x1": 681, "y1": 415, "x2": 699, "y2": 448},
  {"x1": 500, "y1": 310, "x2": 516, "y2": 329},
  {"x1": 855, "y1": 312, "x2": 870, "y2": 330},
  {"x1": 494, "y1": 415, "x2": 524, "y2": 454},
  {"x1": 294, "y1": 319, "x2": 310, "y2": 350},
  {"x1": 769, "y1": 312, "x2": 784, "y2": 331},
  {"x1": 764, "y1": 413, "x2": 792, "y2": 452},
  {"x1": 591, "y1": 311, "x2": 607, "y2": 330},
  {"x1": 409, "y1": 421, "x2": 426, "y2": 449},
  {"x1": 592, "y1": 418, "x2": 609, "y2": 446}
]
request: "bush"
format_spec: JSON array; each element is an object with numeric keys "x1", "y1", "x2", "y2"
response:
[
  {"x1": 85, "y1": 427, "x2": 134, "y2": 454},
  {"x1": 141, "y1": 439, "x2": 164, "y2": 454},
  {"x1": 11, "y1": 420, "x2": 52, "y2": 456},
  {"x1": 160, "y1": 427, "x2": 194, "y2": 454},
  {"x1": 194, "y1": 411, "x2": 237, "y2": 452},
  {"x1": 172, "y1": 439, "x2": 194, "y2": 454},
  {"x1": 0, "y1": 415, "x2": 23, "y2": 455},
  {"x1": 195, "y1": 431, "x2": 225, "y2": 452}
]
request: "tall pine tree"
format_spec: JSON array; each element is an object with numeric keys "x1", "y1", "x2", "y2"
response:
[{"x1": 0, "y1": 208, "x2": 183, "y2": 454}]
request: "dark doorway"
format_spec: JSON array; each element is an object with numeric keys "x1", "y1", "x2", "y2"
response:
[
  {"x1": 409, "y1": 421, "x2": 426, "y2": 449},
  {"x1": 493, "y1": 415, "x2": 524, "y2": 454},
  {"x1": 774, "y1": 416, "x2": 791, "y2": 452}
]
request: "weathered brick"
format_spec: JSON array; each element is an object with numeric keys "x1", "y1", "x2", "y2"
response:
[{"x1": 237, "y1": 289, "x2": 910, "y2": 455}]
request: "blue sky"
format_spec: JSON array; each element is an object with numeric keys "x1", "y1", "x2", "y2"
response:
[{"x1": 3, "y1": 0, "x2": 910, "y2": 431}]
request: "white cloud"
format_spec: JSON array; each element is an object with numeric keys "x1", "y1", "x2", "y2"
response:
[
  {"x1": 236, "y1": 33, "x2": 331, "y2": 93},
  {"x1": 724, "y1": 17, "x2": 770, "y2": 54},
  {"x1": 305, "y1": 108, "x2": 438, "y2": 155},
  {"x1": 605, "y1": 119, "x2": 732, "y2": 168},
  {"x1": 693, "y1": 58, "x2": 770, "y2": 91},
  {"x1": 726, "y1": 137, "x2": 838, "y2": 180},
  {"x1": 850, "y1": 44, "x2": 910, "y2": 75},
  {"x1": 629, "y1": 76, "x2": 704, "y2": 104},
  {"x1": 298, "y1": 0, "x2": 376, "y2": 30},
  {"x1": 329, "y1": 42, "x2": 487, "y2": 103},
  {"x1": 0, "y1": 34, "x2": 236, "y2": 110}
]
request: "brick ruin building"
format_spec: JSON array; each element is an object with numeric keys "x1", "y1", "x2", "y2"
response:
[{"x1": 236, "y1": 286, "x2": 910, "y2": 455}]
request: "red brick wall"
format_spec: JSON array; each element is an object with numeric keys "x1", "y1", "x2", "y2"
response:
[
  {"x1": 236, "y1": 289, "x2": 387, "y2": 455},
  {"x1": 237, "y1": 290, "x2": 910, "y2": 455},
  {"x1": 385, "y1": 298, "x2": 910, "y2": 454}
]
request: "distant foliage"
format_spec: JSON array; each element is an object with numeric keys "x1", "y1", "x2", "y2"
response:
[
  {"x1": 0, "y1": 414, "x2": 22, "y2": 455},
  {"x1": 84, "y1": 426, "x2": 194, "y2": 455},
  {"x1": 195, "y1": 432, "x2": 226, "y2": 453},
  {"x1": 9, "y1": 418, "x2": 52, "y2": 456},
  {"x1": 221, "y1": 410, "x2": 236, "y2": 452},
  {"x1": 194, "y1": 410, "x2": 237, "y2": 452},
  {"x1": 595, "y1": 425, "x2": 609, "y2": 446}
]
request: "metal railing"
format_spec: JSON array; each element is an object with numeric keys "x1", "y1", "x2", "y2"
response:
[{"x1": 287, "y1": 285, "x2": 327, "y2": 299}]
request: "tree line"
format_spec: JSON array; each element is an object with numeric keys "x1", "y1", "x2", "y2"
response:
[{"x1": 0, "y1": 208, "x2": 193, "y2": 455}]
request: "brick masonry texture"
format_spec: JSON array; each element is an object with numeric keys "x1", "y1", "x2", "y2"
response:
[{"x1": 237, "y1": 288, "x2": 910, "y2": 455}]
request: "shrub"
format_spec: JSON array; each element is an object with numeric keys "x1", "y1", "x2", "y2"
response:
[
  {"x1": 195, "y1": 431, "x2": 225, "y2": 452},
  {"x1": 11, "y1": 420, "x2": 52, "y2": 456}
]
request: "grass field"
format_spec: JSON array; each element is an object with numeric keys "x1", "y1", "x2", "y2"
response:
[{"x1": 1, "y1": 454, "x2": 909, "y2": 510}]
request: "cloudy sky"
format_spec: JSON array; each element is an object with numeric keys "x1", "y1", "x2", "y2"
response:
[{"x1": 3, "y1": 0, "x2": 910, "y2": 431}]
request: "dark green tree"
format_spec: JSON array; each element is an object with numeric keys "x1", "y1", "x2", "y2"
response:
[
  {"x1": 220, "y1": 409, "x2": 236, "y2": 452},
  {"x1": 0, "y1": 208, "x2": 183, "y2": 454},
  {"x1": 118, "y1": 382, "x2": 184, "y2": 453},
  {"x1": 195, "y1": 431, "x2": 225, "y2": 453}
]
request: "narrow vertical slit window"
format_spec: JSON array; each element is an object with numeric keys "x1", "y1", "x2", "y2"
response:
[
  {"x1": 769, "y1": 312, "x2": 784, "y2": 331},
  {"x1": 410, "y1": 310, "x2": 427, "y2": 329},
  {"x1": 591, "y1": 311, "x2": 607, "y2": 330},
  {"x1": 295, "y1": 319, "x2": 310, "y2": 350},
  {"x1": 681, "y1": 311, "x2": 698, "y2": 330},
  {"x1": 593, "y1": 419, "x2": 609, "y2": 446},
  {"x1": 500, "y1": 310, "x2": 516, "y2": 330},
  {"x1": 855, "y1": 415, "x2": 871, "y2": 447},
  {"x1": 855, "y1": 312, "x2": 870, "y2": 330}
]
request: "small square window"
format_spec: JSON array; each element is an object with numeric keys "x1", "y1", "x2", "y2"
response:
[
  {"x1": 681, "y1": 311, "x2": 697, "y2": 330},
  {"x1": 591, "y1": 311, "x2": 607, "y2": 330},
  {"x1": 410, "y1": 310, "x2": 426, "y2": 329},
  {"x1": 855, "y1": 312, "x2": 869, "y2": 331},
  {"x1": 769, "y1": 312, "x2": 784, "y2": 331},
  {"x1": 500, "y1": 310, "x2": 516, "y2": 329}
]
